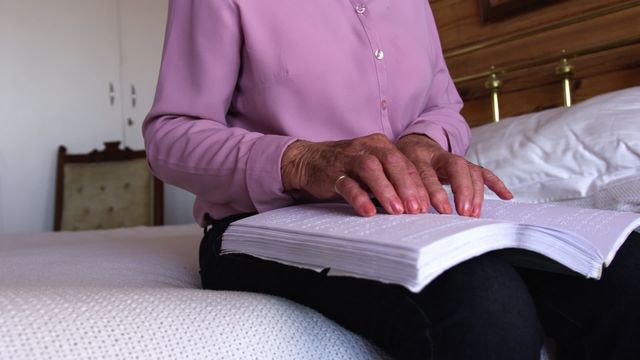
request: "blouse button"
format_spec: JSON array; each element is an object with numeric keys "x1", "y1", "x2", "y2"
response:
[
  {"x1": 374, "y1": 49, "x2": 384, "y2": 60},
  {"x1": 355, "y1": 5, "x2": 366, "y2": 14},
  {"x1": 381, "y1": 99, "x2": 388, "y2": 110}
]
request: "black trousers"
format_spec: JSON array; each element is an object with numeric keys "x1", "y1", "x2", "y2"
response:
[{"x1": 200, "y1": 215, "x2": 640, "y2": 360}]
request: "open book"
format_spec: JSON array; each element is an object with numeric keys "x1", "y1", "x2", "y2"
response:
[{"x1": 221, "y1": 200, "x2": 640, "y2": 292}]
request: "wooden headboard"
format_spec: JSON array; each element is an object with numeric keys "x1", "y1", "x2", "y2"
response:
[{"x1": 431, "y1": 0, "x2": 640, "y2": 127}]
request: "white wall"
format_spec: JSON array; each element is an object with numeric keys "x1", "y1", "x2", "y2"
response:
[
  {"x1": 0, "y1": 0, "x2": 10, "y2": 233},
  {"x1": 1, "y1": 1, "x2": 124, "y2": 234},
  {"x1": 0, "y1": 0, "x2": 195, "y2": 234}
]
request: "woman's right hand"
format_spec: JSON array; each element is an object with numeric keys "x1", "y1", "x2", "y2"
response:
[{"x1": 280, "y1": 133, "x2": 430, "y2": 217}]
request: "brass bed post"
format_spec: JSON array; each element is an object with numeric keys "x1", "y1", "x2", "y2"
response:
[
  {"x1": 555, "y1": 51, "x2": 574, "y2": 107},
  {"x1": 484, "y1": 66, "x2": 502, "y2": 123}
]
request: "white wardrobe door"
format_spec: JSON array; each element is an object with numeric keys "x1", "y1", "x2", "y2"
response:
[
  {"x1": 118, "y1": 0, "x2": 168, "y2": 151},
  {"x1": 0, "y1": 0, "x2": 123, "y2": 234},
  {"x1": 118, "y1": 0, "x2": 195, "y2": 225}
]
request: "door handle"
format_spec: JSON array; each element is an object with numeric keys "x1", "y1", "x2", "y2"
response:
[
  {"x1": 109, "y1": 82, "x2": 115, "y2": 106},
  {"x1": 131, "y1": 85, "x2": 137, "y2": 108}
]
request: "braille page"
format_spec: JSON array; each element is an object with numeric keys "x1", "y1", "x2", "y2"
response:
[
  {"x1": 480, "y1": 200, "x2": 640, "y2": 264},
  {"x1": 227, "y1": 203, "x2": 503, "y2": 252}
]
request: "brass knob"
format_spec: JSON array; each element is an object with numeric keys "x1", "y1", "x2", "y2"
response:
[
  {"x1": 485, "y1": 66, "x2": 502, "y2": 123},
  {"x1": 555, "y1": 51, "x2": 574, "y2": 107},
  {"x1": 484, "y1": 67, "x2": 503, "y2": 90}
]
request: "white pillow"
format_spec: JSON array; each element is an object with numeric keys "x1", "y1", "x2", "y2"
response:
[{"x1": 466, "y1": 86, "x2": 640, "y2": 212}]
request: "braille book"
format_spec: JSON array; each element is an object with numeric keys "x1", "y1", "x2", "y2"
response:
[{"x1": 221, "y1": 200, "x2": 640, "y2": 292}]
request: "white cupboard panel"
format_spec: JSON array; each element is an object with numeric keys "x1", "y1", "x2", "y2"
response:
[{"x1": 118, "y1": 0, "x2": 168, "y2": 151}]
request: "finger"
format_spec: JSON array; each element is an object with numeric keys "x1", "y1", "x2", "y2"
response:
[
  {"x1": 443, "y1": 157, "x2": 474, "y2": 216},
  {"x1": 334, "y1": 176, "x2": 377, "y2": 217},
  {"x1": 352, "y1": 154, "x2": 404, "y2": 215},
  {"x1": 418, "y1": 166, "x2": 452, "y2": 214},
  {"x1": 409, "y1": 169, "x2": 430, "y2": 213},
  {"x1": 470, "y1": 168, "x2": 485, "y2": 217},
  {"x1": 377, "y1": 151, "x2": 423, "y2": 214},
  {"x1": 482, "y1": 168, "x2": 513, "y2": 200}
]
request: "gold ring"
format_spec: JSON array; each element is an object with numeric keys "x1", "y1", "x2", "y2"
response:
[{"x1": 333, "y1": 175, "x2": 348, "y2": 194}]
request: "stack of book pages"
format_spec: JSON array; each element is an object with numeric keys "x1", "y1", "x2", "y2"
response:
[{"x1": 222, "y1": 200, "x2": 640, "y2": 292}]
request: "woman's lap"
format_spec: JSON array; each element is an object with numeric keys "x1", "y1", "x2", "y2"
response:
[
  {"x1": 200, "y1": 216, "x2": 640, "y2": 360},
  {"x1": 518, "y1": 230, "x2": 640, "y2": 359},
  {"x1": 415, "y1": 253, "x2": 543, "y2": 359}
]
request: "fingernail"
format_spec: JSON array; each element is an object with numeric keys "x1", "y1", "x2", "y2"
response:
[
  {"x1": 473, "y1": 207, "x2": 481, "y2": 217},
  {"x1": 408, "y1": 199, "x2": 419, "y2": 213},
  {"x1": 462, "y1": 202, "x2": 472, "y2": 216},
  {"x1": 443, "y1": 202, "x2": 452, "y2": 214},
  {"x1": 391, "y1": 200, "x2": 404, "y2": 214},
  {"x1": 363, "y1": 205, "x2": 376, "y2": 217}
]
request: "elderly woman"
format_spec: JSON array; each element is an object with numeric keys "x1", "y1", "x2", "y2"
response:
[{"x1": 144, "y1": 1, "x2": 640, "y2": 359}]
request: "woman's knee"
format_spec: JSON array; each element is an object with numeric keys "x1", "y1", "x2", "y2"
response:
[
  {"x1": 418, "y1": 254, "x2": 544, "y2": 359},
  {"x1": 592, "y1": 231, "x2": 640, "y2": 327}
]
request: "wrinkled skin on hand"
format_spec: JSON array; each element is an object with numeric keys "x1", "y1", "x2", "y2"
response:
[
  {"x1": 281, "y1": 133, "x2": 512, "y2": 217},
  {"x1": 396, "y1": 133, "x2": 512, "y2": 217}
]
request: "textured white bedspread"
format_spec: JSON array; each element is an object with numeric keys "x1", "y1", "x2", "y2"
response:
[
  {"x1": 0, "y1": 225, "x2": 389, "y2": 359},
  {"x1": 0, "y1": 288, "x2": 388, "y2": 360}
]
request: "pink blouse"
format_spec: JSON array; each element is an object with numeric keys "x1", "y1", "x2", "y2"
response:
[{"x1": 144, "y1": 0, "x2": 471, "y2": 225}]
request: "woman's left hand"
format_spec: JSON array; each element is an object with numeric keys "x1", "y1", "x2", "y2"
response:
[{"x1": 396, "y1": 134, "x2": 513, "y2": 217}]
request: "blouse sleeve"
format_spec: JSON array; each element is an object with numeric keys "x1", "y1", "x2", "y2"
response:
[
  {"x1": 397, "y1": 3, "x2": 471, "y2": 156},
  {"x1": 143, "y1": 0, "x2": 298, "y2": 216}
]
